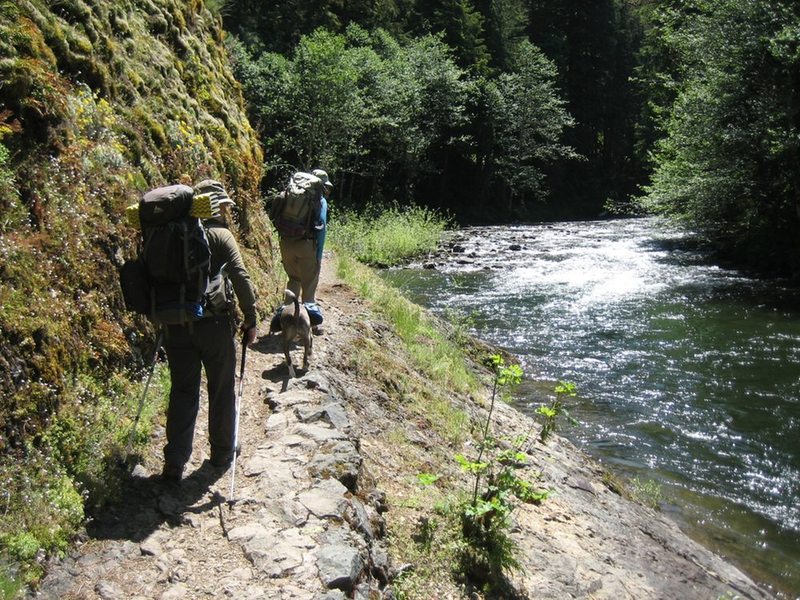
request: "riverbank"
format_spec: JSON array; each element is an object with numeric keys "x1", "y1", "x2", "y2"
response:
[
  {"x1": 28, "y1": 253, "x2": 774, "y2": 599},
  {"x1": 388, "y1": 218, "x2": 800, "y2": 597}
]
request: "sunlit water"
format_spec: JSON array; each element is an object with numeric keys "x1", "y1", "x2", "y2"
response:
[{"x1": 380, "y1": 217, "x2": 800, "y2": 597}]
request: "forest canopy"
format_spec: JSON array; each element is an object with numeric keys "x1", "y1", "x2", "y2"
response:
[{"x1": 221, "y1": 0, "x2": 800, "y2": 279}]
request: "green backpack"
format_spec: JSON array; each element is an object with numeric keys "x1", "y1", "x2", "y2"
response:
[
  {"x1": 269, "y1": 172, "x2": 323, "y2": 240},
  {"x1": 120, "y1": 184, "x2": 212, "y2": 324}
]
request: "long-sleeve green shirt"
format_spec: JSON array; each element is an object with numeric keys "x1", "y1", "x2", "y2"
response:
[{"x1": 205, "y1": 220, "x2": 257, "y2": 327}]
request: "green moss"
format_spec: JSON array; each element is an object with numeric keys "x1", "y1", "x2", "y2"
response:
[
  {"x1": 0, "y1": 1, "x2": 19, "y2": 19},
  {"x1": 0, "y1": 144, "x2": 25, "y2": 232},
  {"x1": 57, "y1": 0, "x2": 92, "y2": 24},
  {"x1": 0, "y1": 0, "x2": 273, "y2": 585},
  {"x1": 130, "y1": 106, "x2": 167, "y2": 147},
  {"x1": 66, "y1": 28, "x2": 93, "y2": 55},
  {"x1": 170, "y1": 2, "x2": 187, "y2": 31},
  {"x1": 146, "y1": 13, "x2": 168, "y2": 35}
]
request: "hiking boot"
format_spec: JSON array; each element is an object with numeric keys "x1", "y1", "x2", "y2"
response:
[
  {"x1": 161, "y1": 462, "x2": 184, "y2": 483},
  {"x1": 312, "y1": 325, "x2": 324, "y2": 336}
]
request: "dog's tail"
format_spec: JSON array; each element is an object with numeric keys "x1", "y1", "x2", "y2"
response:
[{"x1": 283, "y1": 289, "x2": 300, "y2": 325}]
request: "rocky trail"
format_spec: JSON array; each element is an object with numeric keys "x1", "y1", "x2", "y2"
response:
[{"x1": 28, "y1": 256, "x2": 775, "y2": 599}]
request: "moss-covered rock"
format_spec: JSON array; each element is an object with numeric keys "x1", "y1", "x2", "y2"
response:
[{"x1": 0, "y1": 0, "x2": 279, "y2": 575}]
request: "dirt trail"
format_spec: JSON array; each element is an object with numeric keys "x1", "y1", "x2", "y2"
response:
[{"x1": 29, "y1": 254, "x2": 775, "y2": 599}]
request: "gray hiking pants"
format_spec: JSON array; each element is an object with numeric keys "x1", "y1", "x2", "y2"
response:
[{"x1": 163, "y1": 315, "x2": 236, "y2": 467}]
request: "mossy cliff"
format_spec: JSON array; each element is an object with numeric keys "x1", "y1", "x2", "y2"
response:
[{"x1": 0, "y1": 0, "x2": 278, "y2": 578}]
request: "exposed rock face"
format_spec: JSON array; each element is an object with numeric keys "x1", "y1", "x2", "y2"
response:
[{"x1": 28, "y1": 259, "x2": 774, "y2": 600}]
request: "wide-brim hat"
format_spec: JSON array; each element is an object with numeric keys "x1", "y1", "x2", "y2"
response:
[
  {"x1": 194, "y1": 179, "x2": 235, "y2": 206},
  {"x1": 312, "y1": 169, "x2": 334, "y2": 190}
]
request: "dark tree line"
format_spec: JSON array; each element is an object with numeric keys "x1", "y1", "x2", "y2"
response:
[
  {"x1": 222, "y1": 0, "x2": 800, "y2": 277},
  {"x1": 640, "y1": 0, "x2": 800, "y2": 277}
]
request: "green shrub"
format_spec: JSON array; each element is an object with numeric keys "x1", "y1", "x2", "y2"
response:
[
  {"x1": 0, "y1": 461, "x2": 84, "y2": 571},
  {"x1": 536, "y1": 380, "x2": 578, "y2": 443},
  {"x1": 0, "y1": 365, "x2": 170, "y2": 584},
  {"x1": 3, "y1": 533, "x2": 39, "y2": 562},
  {"x1": 330, "y1": 203, "x2": 450, "y2": 266}
]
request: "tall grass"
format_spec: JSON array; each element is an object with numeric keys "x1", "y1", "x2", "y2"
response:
[
  {"x1": 329, "y1": 203, "x2": 450, "y2": 266},
  {"x1": 331, "y1": 204, "x2": 475, "y2": 398}
]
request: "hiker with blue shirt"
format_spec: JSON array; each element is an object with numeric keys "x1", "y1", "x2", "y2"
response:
[{"x1": 311, "y1": 168, "x2": 331, "y2": 264}]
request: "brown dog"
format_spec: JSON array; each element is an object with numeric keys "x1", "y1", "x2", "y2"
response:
[{"x1": 278, "y1": 289, "x2": 312, "y2": 378}]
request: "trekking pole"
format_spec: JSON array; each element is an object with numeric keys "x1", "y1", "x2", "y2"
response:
[
  {"x1": 229, "y1": 330, "x2": 248, "y2": 503},
  {"x1": 124, "y1": 329, "x2": 164, "y2": 463}
]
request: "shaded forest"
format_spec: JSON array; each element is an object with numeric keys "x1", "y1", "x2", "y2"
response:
[{"x1": 222, "y1": 0, "x2": 800, "y2": 278}]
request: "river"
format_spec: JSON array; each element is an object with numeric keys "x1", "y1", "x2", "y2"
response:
[{"x1": 379, "y1": 217, "x2": 800, "y2": 597}]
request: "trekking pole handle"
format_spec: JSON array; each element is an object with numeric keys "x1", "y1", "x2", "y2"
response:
[{"x1": 240, "y1": 327, "x2": 251, "y2": 373}]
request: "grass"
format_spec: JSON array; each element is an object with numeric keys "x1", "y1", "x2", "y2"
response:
[
  {"x1": 0, "y1": 571, "x2": 22, "y2": 600},
  {"x1": 330, "y1": 202, "x2": 473, "y2": 396},
  {"x1": 329, "y1": 203, "x2": 449, "y2": 266},
  {"x1": 335, "y1": 251, "x2": 477, "y2": 400},
  {"x1": 628, "y1": 477, "x2": 663, "y2": 510},
  {"x1": 601, "y1": 470, "x2": 664, "y2": 511},
  {"x1": 332, "y1": 204, "x2": 542, "y2": 596},
  {"x1": 389, "y1": 495, "x2": 471, "y2": 599}
]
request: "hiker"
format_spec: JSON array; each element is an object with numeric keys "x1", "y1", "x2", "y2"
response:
[
  {"x1": 161, "y1": 179, "x2": 257, "y2": 482},
  {"x1": 268, "y1": 170, "x2": 328, "y2": 335},
  {"x1": 270, "y1": 171, "x2": 326, "y2": 303},
  {"x1": 308, "y1": 168, "x2": 331, "y2": 334}
]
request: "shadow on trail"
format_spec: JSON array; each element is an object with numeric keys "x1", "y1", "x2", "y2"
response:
[
  {"x1": 249, "y1": 332, "x2": 279, "y2": 356},
  {"x1": 253, "y1": 332, "x2": 309, "y2": 391},
  {"x1": 86, "y1": 461, "x2": 226, "y2": 543},
  {"x1": 86, "y1": 332, "x2": 290, "y2": 544}
]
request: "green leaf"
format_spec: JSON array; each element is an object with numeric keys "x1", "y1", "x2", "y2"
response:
[
  {"x1": 554, "y1": 381, "x2": 577, "y2": 396},
  {"x1": 417, "y1": 472, "x2": 440, "y2": 487},
  {"x1": 455, "y1": 453, "x2": 488, "y2": 474}
]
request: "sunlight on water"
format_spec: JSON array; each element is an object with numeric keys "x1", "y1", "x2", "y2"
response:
[{"x1": 382, "y1": 217, "x2": 800, "y2": 597}]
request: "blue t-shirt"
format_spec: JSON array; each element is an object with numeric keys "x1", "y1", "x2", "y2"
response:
[{"x1": 316, "y1": 197, "x2": 328, "y2": 263}]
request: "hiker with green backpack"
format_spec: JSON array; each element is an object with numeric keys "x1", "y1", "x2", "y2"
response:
[
  {"x1": 268, "y1": 169, "x2": 329, "y2": 334},
  {"x1": 121, "y1": 179, "x2": 257, "y2": 482},
  {"x1": 270, "y1": 171, "x2": 323, "y2": 303}
]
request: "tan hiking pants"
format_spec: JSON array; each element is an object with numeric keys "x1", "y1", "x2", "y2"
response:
[{"x1": 279, "y1": 237, "x2": 319, "y2": 303}]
